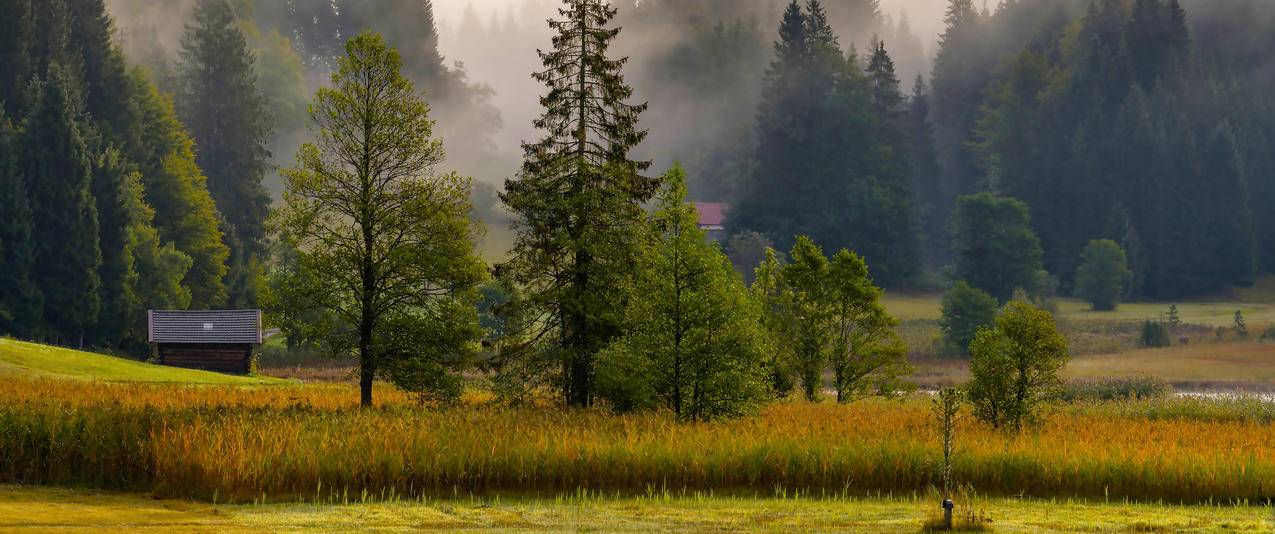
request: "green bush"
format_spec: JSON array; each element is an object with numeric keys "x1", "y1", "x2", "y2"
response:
[
  {"x1": 1139, "y1": 320, "x2": 1171, "y2": 348},
  {"x1": 939, "y1": 281, "x2": 998, "y2": 357},
  {"x1": 1074, "y1": 239, "x2": 1132, "y2": 311}
]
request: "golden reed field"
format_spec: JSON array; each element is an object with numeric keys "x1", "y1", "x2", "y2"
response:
[{"x1": 2, "y1": 376, "x2": 1273, "y2": 505}]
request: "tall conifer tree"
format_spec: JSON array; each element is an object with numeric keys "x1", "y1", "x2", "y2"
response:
[
  {"x1": 0, "y1": 113, "x2": 41, "y2": 337},
  {"x1": 89, "y1": 148, "x2": 141, "y2": 346},
  {"x1": 177, "y1": 0, "x2": 272, "y2": 307},
  {"x1": 930, "y1": 0, "x2": 986, "y2": 236},
  {"x1": 501, "y1": 0, "x2": 656, "y2": 408},
  {"x1": 21, "y1": 66, "x2": 101, "y2": 343}
]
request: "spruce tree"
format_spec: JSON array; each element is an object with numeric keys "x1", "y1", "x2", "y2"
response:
[
  {"x1": 177, "y1": 0, "x2": 272, "y2": 307},
  {"x1": 0, "y1": 113, "x2": 41, "y2": 337},
  {"x1": 908, "y1": 76, "x2": 945, "y2": 270},
  {"x1": 733, "y1": 2, "x2": 918, "y2": 287},
  {"x1": 0, "y1": 0, "x2": 33, "y2": 118},
  {"x1": 501, "y1": 0, "x2": 656, "y2": 408},
  {"x1": 21, "y1": 66, "x2": 101, "y2": 343},
  {"x1": 89, "y1": 148, "x2": 140, "y2": 346},
  {"x1": 930, "y1": 0, "x2": 986, "y2": 218}
]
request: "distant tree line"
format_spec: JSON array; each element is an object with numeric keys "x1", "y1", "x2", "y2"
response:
[{"x1": 720, "y1": 0, "x2": 1275, "y2": 301}]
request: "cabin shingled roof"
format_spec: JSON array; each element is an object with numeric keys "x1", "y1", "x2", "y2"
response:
[{"x1": 148, "y1": 310, "x2": 263, "y2": 344}]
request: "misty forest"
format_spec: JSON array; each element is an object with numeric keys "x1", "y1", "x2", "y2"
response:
[{"x1": 3, "y1": 0, "x2": 1275, "y2": 531}]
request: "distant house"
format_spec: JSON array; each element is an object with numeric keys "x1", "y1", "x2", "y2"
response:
[
  {"x1": 148, "y1": 310, "x2": 263, "y2": 374},
  {"x1": 693, "y1": 202, "x2": 728, "y2": 242}
]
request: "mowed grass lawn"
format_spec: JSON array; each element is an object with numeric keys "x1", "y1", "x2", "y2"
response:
[
  {"x1": 0, "y1": 338, "x2": 288, "y2": 385},
  {"x1": 0, "y1": 485, "x2": 1267, "y2": 533}
]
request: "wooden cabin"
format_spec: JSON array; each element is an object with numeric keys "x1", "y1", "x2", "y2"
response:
[{"x1": 148, "y1": 310, "x2": 263, "y2": 374}]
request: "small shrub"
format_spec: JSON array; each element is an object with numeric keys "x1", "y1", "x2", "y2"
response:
[
  {"x1": 1261, "y1": 326, "x2": 1275, "y2": 342},
  {"x1": 939, "y1": 281, "x2": 997, "y2": 357},
  {"x1": 1139, "y1": 320, "x2": 1171, "y2": 348}
]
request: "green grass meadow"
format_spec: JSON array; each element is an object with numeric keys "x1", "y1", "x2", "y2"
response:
[{"x1": 0, "y1": 338, "x2": 287, "y2": 385}]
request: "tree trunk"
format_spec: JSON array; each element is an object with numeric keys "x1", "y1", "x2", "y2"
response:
[{"x1": 359, "y1": 315, "x2": 375, "y2": 407}]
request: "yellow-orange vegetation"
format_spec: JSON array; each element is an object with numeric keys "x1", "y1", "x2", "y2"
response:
[{"x1": 2, "y1": 376, "x2": 1272, "y2": 504}]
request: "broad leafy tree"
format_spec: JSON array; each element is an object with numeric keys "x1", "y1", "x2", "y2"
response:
[
  {"x1": 939, "y1": 280, "x2": 998, "y2": 356},
  {"x1": 967, "y1": 301, "x2": 1069, "y2": 433},
  {"x1": 825, "y1": 248, "x2": 911, "y2": 403},
  {"x1": 1074, "y1": 239, "x2": 1133, "y2": 311},
  {"x1": 500, "y1": 0, "x2": 657, "y2": 408},
  {"x1": 751, "y1": 247, "x2": 794, "y2": 397},
  {"x1": 771, "y1": 235, "x2": 909, "y2": 402},
  {"x1": 278, "y1": 32, "x2": 486, "y2": 407},
  {"x1": 594, "y1": 165, "x2": 769, "y2": 420}
]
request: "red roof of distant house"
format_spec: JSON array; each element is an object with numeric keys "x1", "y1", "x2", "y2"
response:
[{"x1": 693, "y1": 202, "x2": 727, "y2": 227}]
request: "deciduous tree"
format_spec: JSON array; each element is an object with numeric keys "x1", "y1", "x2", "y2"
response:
[
  {"x1": 594, "y1": 165, "x2": 769, "y2": 420},
  {"x1": 278, "y1": 32, "x2": 486, "y2": 407},
  {"x1": 967, "y1": 301, "x2": 1069, "y2": 432},
  {"x1": 939, "y1": 281, "x2": 998, "y2": 356},
  {"x1": 1074, "y1": 239, "x2": 1132, "y2": 311}
]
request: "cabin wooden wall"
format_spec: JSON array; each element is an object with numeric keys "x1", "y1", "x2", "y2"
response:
[{"x1": 157, "y1": 343, "x2": 253, "y2": 374}]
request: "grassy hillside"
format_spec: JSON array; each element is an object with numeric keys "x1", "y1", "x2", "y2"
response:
[{"x1": 0, "y1": 338, "x2": 287, "y2": 385}]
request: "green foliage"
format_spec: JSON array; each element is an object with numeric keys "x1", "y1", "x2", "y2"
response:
[
  {"x1": 751, "y1": 247, "x2": 794, "y2": 398},
  {"x1": 967, "y1": 301, "x2": 1069, "y2": 433},
  {"x1": 1074, "y1": 239, "x2": 1132, "y2": 311},
  {"x1": 88, "y1": 149, "x2": 141, "y2": 347},
  {"x1": 21, "y1": 65, "x2": 102, "y2": 343},
  {"x1": 499, "y1": 0, "x2": 656, "y2": 408},
  {"x1": 953, "y1": 193, "x2": 1044, "y2": 303},
  {"x1": 939, "y1": 281, "x2": 998, "y2": 356},
  {"x1": 782, "y1": 237, "x2": 833, "y2": 401},
  {"x1": 824, "y1": 248, "x2": 911, "y2": 403},
  {"x1": 1232, "y1": 310, "x2": 1248, "y2": 339},
  {"x1": 277, "y1": 31, "x2": 486, "y2": 406},
  {"x1": 127, "y1": 74, "x2": 229, "y2": 308},
  {"x1": 176, "y1": 0, "x2": 272, "y2": 308},
  {"x1": 760, "y1": 235, "x2": 911, "y2": 403},
  {"x1": 1139, "y1": 320, "x2": 1171, "y2": 348},
  {"x1": 0, "y1": 113, "x2": 41, "y2": 338},
  {"x1": 731, "y1": 1, "x2": 918, "y2": 288},
  {"x1": 261, "y1": 233, "x2": 328, "y2": 351},
  {"x1": 1165, "y1": 304, "x2": 1181, "y2": 330},
  {"x1": 594, "y1": 166, "x2": 769, "y2": 421}
]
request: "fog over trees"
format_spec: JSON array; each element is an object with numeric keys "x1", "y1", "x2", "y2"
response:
[{"x1": 89, "y1": 0, "x2": 1275, "y2": 303}]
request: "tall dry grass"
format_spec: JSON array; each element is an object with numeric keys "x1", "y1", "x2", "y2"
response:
[{"x1": 2, "y1": 376, "x2": 1273, "y2": 504}]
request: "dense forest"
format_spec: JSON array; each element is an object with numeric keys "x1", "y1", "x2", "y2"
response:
[{"x1": 1, "y1": 0, "x2": 1274, "y2": 357}]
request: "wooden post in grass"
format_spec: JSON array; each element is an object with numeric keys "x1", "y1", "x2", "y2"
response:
[{"x1": 934, "y1": 387, "x2": 961, "y2": 530}]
